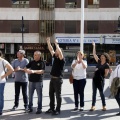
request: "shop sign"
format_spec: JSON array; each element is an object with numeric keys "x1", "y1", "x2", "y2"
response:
[
  {"x1": 105, "y1": 38, "x2": 120, "y2": 44},
  {"x1": 24, "y1": 46, "x2": 44, "y2": 50},
  {"x1": 56, "y1": 37, "x2": 100, "y2": 44}
]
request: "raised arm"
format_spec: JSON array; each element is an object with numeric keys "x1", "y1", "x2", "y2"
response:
[
  {"x1": 92, "y1": 42, "x2": 99, "y2": 63},
  {"x1": 46, "y1": 37, "x2": 55, "y2": 56},
  {"x1": 54, "y1": 39, "x2": 64, "y2": 60}
]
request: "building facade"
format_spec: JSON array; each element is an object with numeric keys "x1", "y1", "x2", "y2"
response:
[{"x1": 0, "y1": 0, "x2": 120, "y2": 65}]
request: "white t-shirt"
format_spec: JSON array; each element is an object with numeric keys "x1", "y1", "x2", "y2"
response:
[
  {"x1": 71, "y1": 60, "x2": 87, "y2": 80},
  {"x1": 0, "y1": 59, "x2": 9, "y2": 83}
]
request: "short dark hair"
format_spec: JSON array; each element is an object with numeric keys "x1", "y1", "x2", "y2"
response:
[{"x1": 0, "y1": 50, "x2": 3, "y2": 57}]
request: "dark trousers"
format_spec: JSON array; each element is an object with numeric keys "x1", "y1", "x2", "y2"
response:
[
  {"x1": 115, "y1": 88, "x2": 120, "y2": 108},
  {"x1": 49, "y1": 78, "x2": 63, "y2": 111},
  {"x1": 92, "y1": 81, "x2": 106, "y2": 106},
  {"x1": 14, "y1": 82, "x2": 28, "y2": 108},
  {"x1": 73, "y1": 79, "x2": 86, "y2": 108}
]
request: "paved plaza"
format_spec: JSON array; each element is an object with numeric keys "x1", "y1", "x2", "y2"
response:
[{"x1": 0, "y1": 78, "x2": 120, "y2": 120}]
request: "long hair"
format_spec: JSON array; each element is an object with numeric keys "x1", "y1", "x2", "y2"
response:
[{"x1": 101, "y1": 52, "x2": 110, "y2": 63}]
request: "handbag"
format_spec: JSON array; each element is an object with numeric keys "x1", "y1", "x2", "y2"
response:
[
  {"x1": 109, "y1": 66, "x2": 120, "y2": 97},
  {"x1": 69, "y1": 73, "x2": 73, "y2": 84},
  {"x1": 2, "y1": 60, "x2": 8, "y2": 80}
]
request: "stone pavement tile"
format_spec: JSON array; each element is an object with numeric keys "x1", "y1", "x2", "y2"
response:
[{"x1": 1, "y1": 78, "x2": 120, "y2": 120}]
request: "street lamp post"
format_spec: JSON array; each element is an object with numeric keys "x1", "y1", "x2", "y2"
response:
[
  {"x1": 21, "y1": 16, "x2": 24, "y2": 49},
  {"x1": 80, "y1": 0, "x2": 85, "y2": 52}
]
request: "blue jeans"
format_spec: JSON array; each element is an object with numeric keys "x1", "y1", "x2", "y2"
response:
[
  {"x1": 73, "y1": 79, "x2": 86, "y2": 108},
  {"x1": 92, "y1": 81, "x2": 106, "y2": 106},
  {"x1": 0, "y1": 83, "x2": 5, "y2": 113},
  {"x1": 29, "y1": 82, "x2": 43, "y2": 110}
]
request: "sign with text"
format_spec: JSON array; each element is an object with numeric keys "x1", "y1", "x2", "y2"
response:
[
  {"x1": 105, "y1": 38, "x2": 120, "y2": 44},
  {"x1": 56, "y1": 37, "x2": 100, "y2": 44}
]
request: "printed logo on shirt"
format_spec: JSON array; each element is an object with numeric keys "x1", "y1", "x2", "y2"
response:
[{"x1": 37, "y1": 63, "x2": 40, "y2": 66}]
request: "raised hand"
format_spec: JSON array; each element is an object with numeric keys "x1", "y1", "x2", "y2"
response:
[
  {"x1": 54, "y1": 39, "x2": 58, "y2": 44},
  {"x1": 92, "y1": 41, "x2": 95, "y2": 46},
  {"x1": 46, "y1": 37, "x2": 50, "y2": 43}
]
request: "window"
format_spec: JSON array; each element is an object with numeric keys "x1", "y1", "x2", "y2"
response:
[
  {"x1": 5, "y1": 44, "x2": 14, "y2": 54},
  {"x1": 87, "y1": 21, "x2": 98, "y2": 33},
  {"x1": 65, "y1": 21, "x2": 76, "y2": 33},
  {"x1": 88, "y1": 0, "x2": 99, "y2": 8},
  {"x1": 11, "y1": 20, "x2": 29, "y2": 33},
  {"x1": 40, "y1": 0, "x2": 55, "y2": 10},
  {"x1": 12, "y1": 0, "x2": 29, "y2": 8},
  {"x1": 65, "y1": 0, "x2": 77, "y2": 8},
  {"x1": 40, "y1": 20, "x2": 54, "y2": 36},
  {"x1": 119, "y1": 0, "x2": 120, "y2": 8}
]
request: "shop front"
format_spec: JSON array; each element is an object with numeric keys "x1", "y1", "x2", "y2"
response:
[
  {"x1": 23, "y1": 43, "x2": 52, "y2": 65},
  {"x1": 57, "y1": 37, "x2": 120, "y2": 66}
]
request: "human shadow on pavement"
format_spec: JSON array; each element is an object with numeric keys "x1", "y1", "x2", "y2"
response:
[
  {"x1": 66, "y1": 108, "x2": 119, "y2": 120},
  {"x1": 1, "y1": 108, "x2": 119, "y2": 120}
]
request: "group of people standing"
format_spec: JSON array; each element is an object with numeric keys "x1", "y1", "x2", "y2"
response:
[
  {"x1": 0, "y1": 38, "x2": 120, "y2": 117},
  {"x1": 0, "y1": 37, "x2": 65, "y2": 116},
  {"x1": 71, "y1": 42, "x2": 120, "y2": 116}
]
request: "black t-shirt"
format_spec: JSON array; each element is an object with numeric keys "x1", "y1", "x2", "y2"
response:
[
  {"x1": 96, "y1": 60, "x2": 109, "y2": 78},
  {"x1": 50, "y1": 54, "x2": 65, "y2": 78},
  {"x1": 26, "y1": 60, "x2": 45, "y2": 82}
]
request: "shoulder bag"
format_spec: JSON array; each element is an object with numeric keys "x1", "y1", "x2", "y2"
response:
[{"x1": 2, "y1": 60, "x2": 8, "y2": 80}]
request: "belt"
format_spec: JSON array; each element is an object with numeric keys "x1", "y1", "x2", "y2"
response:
[{"x1": 51, "y1": 76, "x2": 59, "y2": 78}]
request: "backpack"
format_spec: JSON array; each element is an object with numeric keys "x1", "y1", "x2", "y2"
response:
[
  {"x1": 109, "y1": 67, "x2": 120, "y2": 97},
  {"x1": 110, "y1": 77, "x2": 120, "y2": 97}
]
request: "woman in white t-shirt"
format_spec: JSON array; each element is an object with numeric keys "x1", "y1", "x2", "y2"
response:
[
  {"x1": 71, "y1": 51, "x2": 87, "y2": 111},
  {"x1": 0, "y1": 51, "x2": 14, "y2": 115}
]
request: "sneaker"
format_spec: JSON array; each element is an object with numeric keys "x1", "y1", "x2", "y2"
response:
[
  {"x1": 73, "y1": 107, "x2": 78, "y2": 111},
  {"x1": 28, "y1": 108, "x2": 33, "y2": 113},
  {"x1": 24, "y1": 107, "x2": 28, "y2": 112},
  {"x1": 45, "y1": 109, "x2": 55, "y2": 114},
  {"x1": 36, "y1": 110, "x2": 42, "y2": 114},
  {"x1": 79, "y1": 107, "x2": 84, "y2": 111},
  {"x1": 116, "y1": 112, "x2": 120, "y2": 116},
  {"x1": 89, "y1": 106, "x2": 95, "y2": 111},
  {"x1": 11, "y1": 106, "x2": 18, "y2": 111},
  {"x1": 52, "y1": 111, "x2": 60, "y2": 115}
]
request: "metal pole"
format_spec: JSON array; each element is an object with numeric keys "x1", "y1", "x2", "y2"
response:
[
  {"x1": 22, "y1": 16, "x2": 24, "y2": 49},
  {"x1": 80, "y1": 0, "x2": 85, "y2": 52}
]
